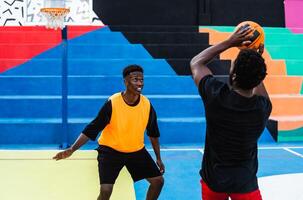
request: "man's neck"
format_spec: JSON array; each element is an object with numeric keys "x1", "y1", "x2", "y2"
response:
[
  {"x1": 232, "y1": 86, "x2": 254, "y2": 98},
  {"x1": 122, "y1": 91, "x2": 139, "y2": 105}
]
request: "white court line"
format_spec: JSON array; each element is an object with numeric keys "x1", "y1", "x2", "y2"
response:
[
  {"x1": 147, "y1": 148, "x2": 203, "y2": 152},
  {"x1": 283, "y1": 148, "x2": 303, "y2": 158},
  {"x1": 1, "y1": 146, "x2": 303, "y2": 152},
  {"x1": 258, "y1": 146, "x2": 303, "y2": 150},
  {"x1": 1, "y1": 147, "x2": 303, "y2": 160},
  {"x1": 198, "y1": 149, "x2": 204, "y2": 154}
]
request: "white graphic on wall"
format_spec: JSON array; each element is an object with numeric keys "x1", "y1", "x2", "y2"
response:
[
  {"x1": 0, "y1": 0, "x2": 26, "y2": 26},
  {"x1": 0, "y1": 0, "x2": 103, "y2": 26}
]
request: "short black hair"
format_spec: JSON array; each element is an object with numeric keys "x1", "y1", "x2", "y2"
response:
[
  {"x1": 123, "y1": 64, "x2": 144, "y2": 78},
  {"x1": 232, "y1": 49, "x2": 267, "y2": 90}
]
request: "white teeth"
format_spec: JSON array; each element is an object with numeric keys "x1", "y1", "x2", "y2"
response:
[{"x1": 137, "y1": 88, "x2": 142, "y2": 91}]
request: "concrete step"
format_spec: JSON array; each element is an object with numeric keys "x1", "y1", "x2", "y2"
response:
[
  {"x1": 264, "y1": 76, "x2": 303, "y2": 95},
  {"x1": 68, "y1": 44, "x2": 151, "y2": 59},
  {"x1": 0, "y1": 57, "x2": 231, "y2": 77},
  {"x1": 68, "y1": 32, "x2": 210, "y2": 45},
  {"x1": 0, "y1": 118, "x2": 274, "y2": 145},
  {"x1": 0, "y1": 120, "x2": 62, "y2": 144},
  {"x1": 2, "y1": 75, "x2": 300, "y2": 95},
  {"x1": 0, "y1": 31, "x2": 62, "y2": 44},
  {"x1": 200, "y1": 27, "x2": 303, "y2": 45},
  {"x1": 199, "y1": 26, "x2": 295, "y2": 34},
  {"x1": 1, "y1": 58, "x2": 176, "y2": 76},
  {"x1": 0, "y1": 59, "x2": 62, "y2": 75},
  {"x1": 68, "y1": 44, "x2": 210, "y2": 59},
  {"x1": 0, "y1": 76, "x2": 199, "y2": 95},
  {"x1": 67, "y1": 59, "x2": 176, "y2": 75},
  {"x1": 142, "y1": 44, "x2": 210, "y2": 59},
  {"x1": 286, "y1": 60, "x2": 303, "y2": 76},
  {"x1": 0, "y1": 96, "x2": 204, "y2": 118},
  {"x1": 122, "y1": 32, "x2": 209, "y2": 44},
  {"x1": 264, "y1": 33, "x2": 303, "y2": 45},
  {"x1": 0, "y1": 26, "x2": 60, "y2": 31},
  {"x1": 2, "y1": 94, "x2": 303, "y2": 120},
  {"x1": 109, "y1": 25, "x2": 199, "y2": 32},
  {"x1": 67, "y1": 76, "x2": 198, "y2": 95},
  {"x1": 167, "y1": 59, "x2": 230, "y2": 75},
  {"x1": 67, "y1": 32, "x2": 130, "y2": 44},
  {"x1": 270, "y1": 95, "x2": 303, "y2": 116},
  {"x1": 267, "y1": 45, "x2": 303, "y2": 59},
  {"x1": 0, "y1": 44, "x2": 62, "y2": 59},
  {"x1": 271, "y1": 115, "x2": 303, "y2": 131}
]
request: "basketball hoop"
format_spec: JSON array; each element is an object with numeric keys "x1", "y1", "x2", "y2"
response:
[{"x1": 40, "y1": 7, "x2": 70, "y2": 30}]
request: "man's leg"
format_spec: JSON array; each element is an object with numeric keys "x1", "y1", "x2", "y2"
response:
[
  {"x1": 126, "y1": 148, "x2": 163, "y2": 200},
  {"x1": 97, "y1": 146, "x2": 124, "y2": 200},
  {"x1": 146, "y1": 176, "x2": 164, "y2": 200},
  {"x1": 230, "y1": 189, "x2": 262, "y2": 200},
  {"x1": 97, "y1": 184, "x2": 114, "y2": 200},
  {"x1": 201, "y1": 180, "x2": 229, "y2": 200}
]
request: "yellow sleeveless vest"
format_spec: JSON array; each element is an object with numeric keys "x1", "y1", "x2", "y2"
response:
[{"x1": 98, "y1": 93, "x2": 150, "y2": 152}]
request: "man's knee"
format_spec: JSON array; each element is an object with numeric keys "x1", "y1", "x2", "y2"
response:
[
  {"x1": 148, "y1": 176, "x2": 164, "y2": 188},
  {"x1": 100, "y1": 184, "x2": 114, "y2": 196}
]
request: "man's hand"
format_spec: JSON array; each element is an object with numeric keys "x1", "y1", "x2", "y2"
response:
[
  {"x1": 53, "y1": 148, "x2": 74, "y2": 161},
  {"x1": 257, "y1": 43, "x2": 264, "y2": 55},
  {"x1": 227, "y1": 25, "x2": 254, "y2": 47},
  {"x1": 156, "y1": 159, "x2": 165, "y2": 174}
]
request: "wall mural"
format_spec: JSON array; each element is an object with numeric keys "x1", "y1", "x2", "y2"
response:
[
  {"x1": 0, "y1": 0, "x2": 103, "y2": 26},
  {"x1": 0, "y1": 0, "x2": 25, "y2": 26}
]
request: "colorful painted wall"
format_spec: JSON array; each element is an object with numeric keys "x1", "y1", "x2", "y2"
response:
[
  {"x1": 0, "y1": 0, "x2": 302, "y2": 146},
  {"x1": 0, "y1": 24, "x2": 282, "y2": 146},
  {"x1": 284, "y1": 0, "x2": 303, "y2": 33}
]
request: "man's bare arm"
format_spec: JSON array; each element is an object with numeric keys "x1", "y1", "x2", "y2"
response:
[
  {"x1": 149, "y1": 137, "x2": 165, "y2": 174},
  {"x1": 253, "y1": 82, "x2": 269, "y2": 99},
  {"x1": 53, "y1": 133, "x2": 89, "y2": 160},
  {"x1": 190, "y1": 41, "x2": 230, "y2": 86},
  {"x1": 190, "y1": 26, "x2": 253, "y2": 87}
]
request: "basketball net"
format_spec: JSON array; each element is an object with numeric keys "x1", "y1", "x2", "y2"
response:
[{"x1": 40, "y1": 7, "x2": 70, "y2": 30}]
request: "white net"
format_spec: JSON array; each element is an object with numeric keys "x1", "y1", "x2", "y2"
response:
[
  {"x1": 41, "y1": 8, "x2": 69, "y2": 30},
  {"x1": 40, "y1": 0, "x2": 69, "y2": 30}
]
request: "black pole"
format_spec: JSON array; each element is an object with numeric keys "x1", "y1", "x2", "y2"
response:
[
  {"x1": 60, "y1": 26, "x2": 69, "y2": 149},
  {"x1": 198, "y1": 0, "x2": 211, "y2": 25}
]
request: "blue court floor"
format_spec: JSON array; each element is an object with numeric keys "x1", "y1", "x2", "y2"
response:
[
  {"x1": 135, "y1": 142, "x2": 303, "y2": 200},
  {"x1": 0, "y1": 142, "x2": 303, "y2": 200}
]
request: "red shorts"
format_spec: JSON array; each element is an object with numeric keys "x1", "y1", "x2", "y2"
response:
[{"x1": 201, "y1": 180, "x2": 262, "y2": 200}]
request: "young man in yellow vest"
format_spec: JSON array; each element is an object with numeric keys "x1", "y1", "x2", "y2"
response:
[{"x1": 53, "y1": 65, "x2": 165, "y2": 200}]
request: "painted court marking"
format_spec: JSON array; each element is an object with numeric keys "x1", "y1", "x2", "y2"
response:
[
  {"x1": 283, "y1": 147, "x2": 303, "y2": 158},
  {"x1": 1, "y1": 146, "x2": 303, "y2": 200}
]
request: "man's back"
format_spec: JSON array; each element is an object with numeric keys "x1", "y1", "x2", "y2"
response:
[{"x1": 199, "y1": 75, "x2": 272, "y2": 193}]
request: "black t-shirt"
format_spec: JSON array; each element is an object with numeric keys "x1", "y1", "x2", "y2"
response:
[
  {"x1": 199, "y1": 75, "x2": 272, "y2": 193},
  {"x1": 82, "y1": 95, "x2": 160, "y2": 141}
]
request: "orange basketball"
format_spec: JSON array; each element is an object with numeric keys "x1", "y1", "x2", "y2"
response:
[{"x1": 235, "y1": 21, "x2": 265, "y2": 50}]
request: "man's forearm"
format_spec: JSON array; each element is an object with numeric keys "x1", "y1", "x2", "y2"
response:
[
  {"x1": 190, "y1": 40, "x2": 232, "y2": 67},
  {"x1": 70, "y1": 133, "x2": 90, "y2": 152},
  {"x1": 149, "y1": 137, "x2": 161, "y2": 160},
  {"x1": 190, "y1": 40, "x2": 233, "y2": 86}
]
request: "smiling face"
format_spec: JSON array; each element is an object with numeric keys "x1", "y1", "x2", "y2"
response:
[{"x1": 124, "y1": 71, "x2": 144, "y2": 95}]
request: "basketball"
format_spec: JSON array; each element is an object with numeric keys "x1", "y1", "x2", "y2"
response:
[{"x1": 235, "y1": 21, "x2": 265, "y2": 49}]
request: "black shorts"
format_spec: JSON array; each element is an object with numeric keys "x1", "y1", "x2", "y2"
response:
[{"x1": 97, "y1": 145, "x2": 162, "y2": 184}]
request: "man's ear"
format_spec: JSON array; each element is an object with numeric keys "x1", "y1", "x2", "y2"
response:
[
  {"x1": 124, "y1": 77, "x2": 128, "y2": 86},
  {"x1": 232, "y1": 73, "x2": 237, "y2": 81},
  {"x1": 230, "y1": 73, "x2": 237, "y2": 87}
]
